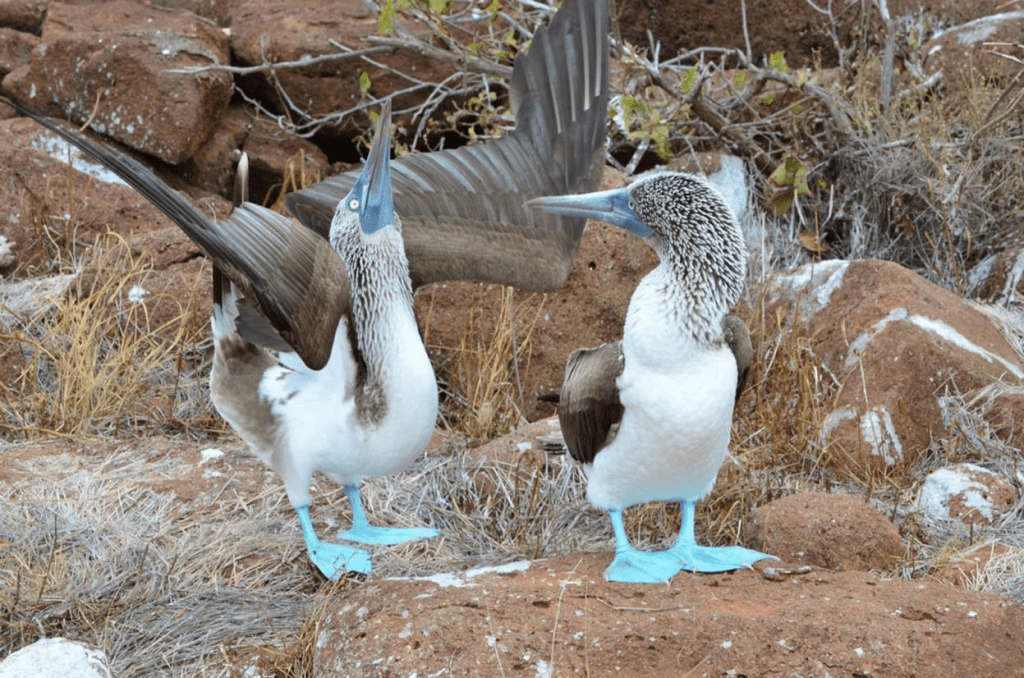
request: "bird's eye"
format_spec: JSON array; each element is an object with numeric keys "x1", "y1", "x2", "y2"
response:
[
  {"x1": 348, "y1": 198, "x2": 360, "y2": 210},
  {"x1": 628, "y1": 199, "x2": 636, "y2": 211}
]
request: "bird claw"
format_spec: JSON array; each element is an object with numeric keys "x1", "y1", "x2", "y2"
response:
[{"x1": 338, "y1": 525, "x2": 439, "y2": 546}]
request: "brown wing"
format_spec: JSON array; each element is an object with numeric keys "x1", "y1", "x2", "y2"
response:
[
  {"x1": 285, "y1": 0, "x2": 609, "y2": 292},
  {"x1": 557, "y1": 342, "x2": 624, "y2": 465},
  {"x1": 9, "y1": 98, "x2": 349, "y2": 370},
  {"x1": 722, "y1": 314, "x2": 753, "y2": 403}
]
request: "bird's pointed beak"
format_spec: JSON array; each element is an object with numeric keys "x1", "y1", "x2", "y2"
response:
[
  {"x1": 349, "y1": 99, "x2": 394, "y2": 234},
  {"x1": 525, "y1": 187, "x2": 652, "y2": 238}
]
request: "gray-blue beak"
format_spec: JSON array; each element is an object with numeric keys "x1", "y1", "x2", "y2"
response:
[
  {"x1": 347, "y1": 99, "x2": 394, "y2": 234},
  {"x1": 525, "y1": 187, "x2": 651, "y2": 238}
]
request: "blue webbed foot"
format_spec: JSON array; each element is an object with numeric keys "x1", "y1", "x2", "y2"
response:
[
  {"x1": 603, "y1": 508, "x2": 682, "y2": 583},
  {"x1": 669, "y1": 542, "x2": 776, "y2": 573},
  {"x1": 337, "y1": 484, "x2": 439, "y2": 546},
  {"x1": 308, "y1": 540, "x2": 373, "y2": 579},
  {"x1": 338, "y1": 524, "x2": 439, "y2": 546},
  {"x1": 667, "y1": 500, "x2": 777, "y2": 573},
  {"x1": 604, "y1": 547, "x2": 681, "y2": 583},
  {"x1": 296, "y1": 504, "x2": 372, "y2": 579}
]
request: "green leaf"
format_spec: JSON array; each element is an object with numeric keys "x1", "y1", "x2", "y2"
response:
[
  {"x1": 768, "y1": 51, "x2": 789, "y2": 73},
  {"x1": 378, "y1": 0, "x2": 396, "y2": 35},
  {"x1": 651, "y1": 124, "x2": 671, "y2": 161},
  {"x1": 485, "y1": 0, "x2": 500, "y2": 23},
  {"x1": 770, "y1": 156, "x2": 811, "y2": 198},
  {"x1": 359, "y1": 71, "x2": 372, "y2": 94},
  {"x1": 680, "y1": 67, "x2": 698, "y2": 93}
]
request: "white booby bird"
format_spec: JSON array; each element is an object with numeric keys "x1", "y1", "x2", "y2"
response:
[
  {"x1": 527, "y1": 173, "x2": 775, "y2": 583},
  {"x1": 211, "y1": 100, "x2": 436, "y2": 577},
  {"x1": 2, "y1": 0, "x2": 609, "y2": 579}
]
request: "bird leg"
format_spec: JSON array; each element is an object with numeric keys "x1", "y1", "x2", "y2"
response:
[
  {"x1": 296, "y1": 505, "x2": 372, "y2": 579},
  {"x1": 667, "y1": 500, "x2": 776, "y2": 572},
  {"x1": 336, "y1": 484, "x2": 439, "y2": 546},
  {"x1": 603, "y1": 508, "x2": 681, "y2": 584}
]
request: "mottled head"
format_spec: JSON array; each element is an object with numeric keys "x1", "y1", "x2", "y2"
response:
[
  {"x1": 332, "y1": 100, "x2": 396, "y2": 246},
  {"x1": 526, "y1": 172, "x2": 747, "y2": 309}
]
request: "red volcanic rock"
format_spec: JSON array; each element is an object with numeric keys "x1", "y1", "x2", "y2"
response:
[
  {"x1": 747, "y1": 491, "x2": 906, "y2": 571},
  {"x1": 2, "y1": 0, "x2": 232, "y2": 164},
  {"x1": 763, "y1": 259, "x2": 1024, "y2": 476}
]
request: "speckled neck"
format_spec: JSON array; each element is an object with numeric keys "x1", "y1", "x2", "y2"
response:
[
  {"x1": 332, "y1": 222, "x2": 416, "y2": 424},
  {"x1": 630, "y1": 174, "x2": 747, "y2": 347}
]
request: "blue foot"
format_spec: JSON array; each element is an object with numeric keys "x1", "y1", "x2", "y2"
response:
[
  {"x1": 603, "y1": 508, "x2": 682, "y2": 583},
  {"x1": 308, "y1": 540, "x2": 373, "y2": 579},
  {"x1": 667, "y1": 500, "x2": 777, "y2": 573},
  {"x1": 604, "y1": 547, "x2": 681, "y2": 583},
  {"x1": 338, "y1": 484, "x2": 439, "y2": 546},
  {"x1": 296, "y1": 504, "x2": 372, "y2": 579},
  {"x1": 669, "y1": 542, "x2": 776, "y2": 573},
  {"x1": 338, "y1": 524, "x2": 439, "y2": 546}
]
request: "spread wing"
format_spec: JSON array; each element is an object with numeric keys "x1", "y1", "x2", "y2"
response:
[{"x1": 286, "y1": 0, "x2": 609, "y2": 292}]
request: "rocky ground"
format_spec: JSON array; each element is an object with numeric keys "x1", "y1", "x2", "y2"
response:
[{"x1": 1, "y1": 0, "x2": 1024, "y2": 676}]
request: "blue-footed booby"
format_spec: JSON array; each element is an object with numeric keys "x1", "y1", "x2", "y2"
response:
[
  {"x1": 216, "y1": 100, "x2": 438, "y2": 577},
  {"x1": 11, "y1": 97, "x2": 434, "y2": 578},
  {"x1": 210, "y1": 100, "x2": 436, "y2": 577},
  {"x1": 527, "y1": 173, "x2": 775, "y2": 584},
  {"x1": 3, "y1": 0, "x2": 609, "y2": 578}
]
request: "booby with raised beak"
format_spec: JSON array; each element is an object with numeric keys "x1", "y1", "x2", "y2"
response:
[{"x1": 2, "y1": 0, "x2": 610, "y2": 578}]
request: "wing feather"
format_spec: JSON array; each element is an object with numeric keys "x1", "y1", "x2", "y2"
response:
[{"x1": 557, "y1": 343, "x2": 624, "y2": 465}]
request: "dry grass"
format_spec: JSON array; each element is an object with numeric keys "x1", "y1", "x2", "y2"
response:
[
  {"x1": 0, "y1": 437, "x2": 610, "y2": 676},
  {"x1": 0, "y1": 442, "x2": 322, "y2": 676},
  {"x1": 423, "y1": 286, "x2": 547, "y2": 443},
  {"x1": 0, "y1": 232, "x2": 212, "y2": 440}
]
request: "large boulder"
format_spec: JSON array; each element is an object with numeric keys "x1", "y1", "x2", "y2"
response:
[
  {"x1": 763, "y1": 259, "x2": 1024, "y2": 476},
  {"x1": 921, "y1": 11, "x2": 1024, "y2": 107},
  {"x1": 2, "y1": 0, "x2": 233, "y2": 165},
  {"x1": 747, "y1": 491, "x2": 906, "y2": 571}
]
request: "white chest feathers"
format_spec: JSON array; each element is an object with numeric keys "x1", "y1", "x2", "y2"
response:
[
  {"x1": 259, "y1": 303, "x2": 438, "y2": 485},
  {"x1": 585, "y1": 271, "x2": 738, "y2": 510}
]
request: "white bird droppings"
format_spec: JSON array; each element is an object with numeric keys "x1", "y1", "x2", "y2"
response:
[{"x1": 199, "y1": 448, "x2": 224, "y2": 465}]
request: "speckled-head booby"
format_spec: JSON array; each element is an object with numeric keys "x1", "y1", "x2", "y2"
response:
[
  {"x1": 14, "y1": 98, "x2": 434, "y2": 578},
  {"x1": 208, "y1": 100, "x2": 437, "y2": 578},
  {"x1": 2, "y1": 0, "x2": 609, "y2": 578},
  {"x1": 527, "y1": 173, "x2": 775, "y2": 584}
]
